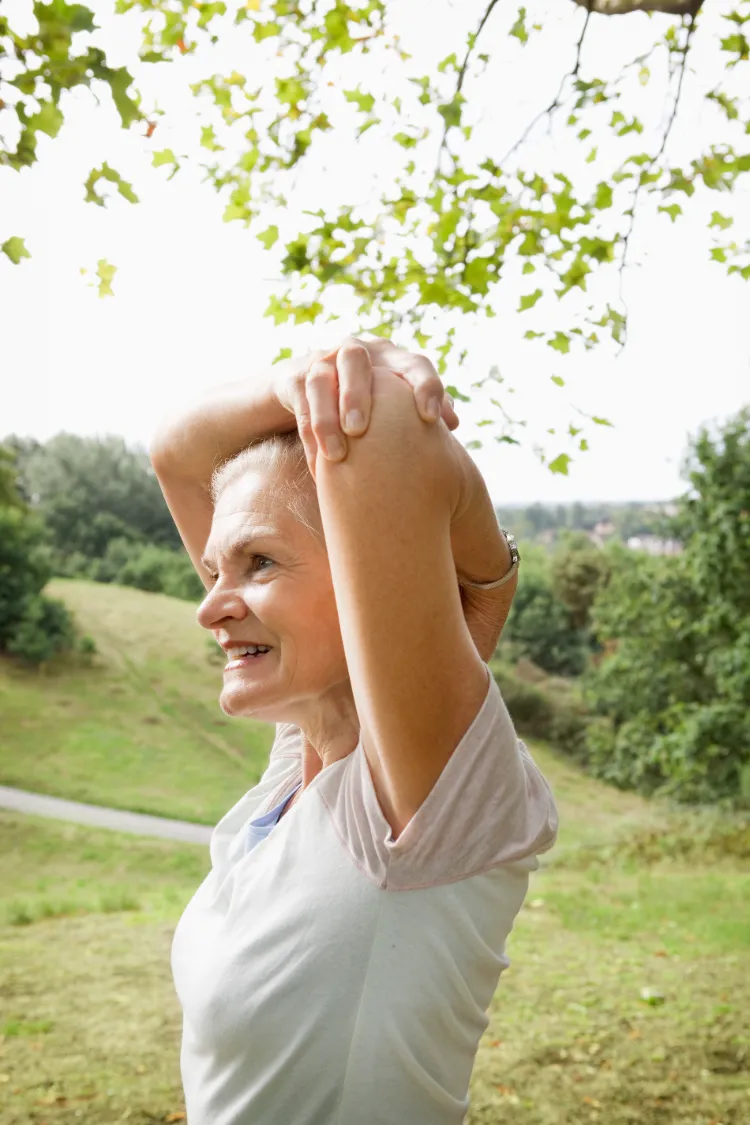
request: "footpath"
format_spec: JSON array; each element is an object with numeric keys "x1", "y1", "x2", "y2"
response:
[{"x1": 0, "y1": 785, "x2": 212, "y2": 845}]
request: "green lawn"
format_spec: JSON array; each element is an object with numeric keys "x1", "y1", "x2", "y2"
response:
[
  {"x1": 1, "y1": 580, "x2": 748, "y2": 1123},
  {"x1": 0, "y1": 579, "x2": 273, "y2": 825}
]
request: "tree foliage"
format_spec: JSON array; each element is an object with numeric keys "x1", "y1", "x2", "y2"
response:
[
  {"x1": 5, "y1": 433, "x2": 182, "y2": 559},
  {"x1": 2, "y1": 0, "x2": 748, "y2": 460},
  {"x1": 0, "y1": 445, "x2": 78, "y2": 665},
  {"x1": 584, "y1": 407, "x2": 750, "y2": 805},
  {"x1": 552, "y1": 531, "x2": 613, "y2": 629},
  {"x1": 500, "y1": 547, "x2": 592, "y2": 675}
]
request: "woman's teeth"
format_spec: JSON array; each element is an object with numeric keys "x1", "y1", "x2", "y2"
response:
[{"x1": 227, "y1": 645, "x2": 271, "y2": 660}]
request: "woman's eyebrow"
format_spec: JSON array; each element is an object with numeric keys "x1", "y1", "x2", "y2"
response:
[{"x1": 201, "y1": 528, "x2": 283, "y2": 572}]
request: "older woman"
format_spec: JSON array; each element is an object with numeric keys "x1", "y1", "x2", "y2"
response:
[{"x1": 150, "y1": 338, "x2": 558, "y2": 1125}]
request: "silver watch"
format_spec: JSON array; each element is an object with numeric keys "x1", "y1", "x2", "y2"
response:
[{"x1": 458, "y1": 529, "x2": 520, "y2": 590}]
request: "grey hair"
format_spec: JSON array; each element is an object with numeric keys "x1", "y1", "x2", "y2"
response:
[{"x1": 209, "y1": 431, "x2": 324, "y2": 544}]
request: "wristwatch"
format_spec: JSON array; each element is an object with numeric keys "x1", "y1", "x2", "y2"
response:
[{"x1": 458, "y1": 529, "x2": 520, "y2": 590}]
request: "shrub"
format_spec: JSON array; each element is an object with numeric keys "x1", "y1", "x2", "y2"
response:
[
  {"x1": 583, "y1": 409, "x2": 750, "y2": 805},
  {"x1": 491, "y1": 659, "x2": 588, "y2": 756},
  {"x1": 0, "y1": 498, "x2": 76, "y2": 665},
  {"x1": 4, "y1": 594, "x2": 77, "y2": 666},
  {"x1": 91, "y1": 538, "x2": 204, "y2": 601}
]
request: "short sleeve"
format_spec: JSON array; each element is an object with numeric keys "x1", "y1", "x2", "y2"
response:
[{"x1": 315, "y1": 666, "x2": 558, "y2": 891}]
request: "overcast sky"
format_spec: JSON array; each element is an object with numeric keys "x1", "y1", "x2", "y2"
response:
[{"x1": 2, "y1": 0, "x2": 748, "y2": 505}]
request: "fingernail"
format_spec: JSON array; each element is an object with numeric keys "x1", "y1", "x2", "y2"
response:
[
  {"x1": 345, "y1": 409, "x2": 365, "y2": 434},
  {"x1": 324, "y1": 435, "x2": 346, "y2": 460},
  {"x1": 425, "y1": 397, "x2": 440, "y2": 422}
]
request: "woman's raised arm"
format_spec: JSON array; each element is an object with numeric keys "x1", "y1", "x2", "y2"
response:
[{"x1": 149, "y1": 343, "x2": 457, "y2": 590}]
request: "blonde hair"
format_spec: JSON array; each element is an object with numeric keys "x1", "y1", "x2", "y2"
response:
[{"x1": 209, "y1": 431, "x2": 323, "y2": 543}]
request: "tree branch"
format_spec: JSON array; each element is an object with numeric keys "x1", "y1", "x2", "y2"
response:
[
  {"x1": 571, "y1": 0, "x2": 702, "y2": 14},
  {"x1": 500, "y1": 3, "x2": 593, "y2": 167},
  {"x1": 436, "y1": 0, "x2": 503, "y2": 172}
]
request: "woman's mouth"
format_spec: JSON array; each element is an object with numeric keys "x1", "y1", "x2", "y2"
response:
[{"x1": 224, "y1": 644, "x2": 273, "y2": 672}]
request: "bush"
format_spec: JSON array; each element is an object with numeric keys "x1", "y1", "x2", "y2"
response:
[
  {"x1": 4, "y1": 594, "x2": 77, "y2": 665},
  {"x1": 502, "y1": 568, "x2": 590, "y2": 676},
  {"x1": 0, "y1": 501, "x2": 77, "y2": 665},
  {"x1": 91, "y1": 538, "x2": 204, "y2": 601},
  {"x1": 490, "y1": 659, "x2": 588, "y2": 756},
  {"x1": 583, "y1": 409, "x2": 750, "y2": 805}
]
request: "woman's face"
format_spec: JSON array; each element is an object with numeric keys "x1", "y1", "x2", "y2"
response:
[{"x1": 197, "y1": 467, "x2": 348, "y2": 723}]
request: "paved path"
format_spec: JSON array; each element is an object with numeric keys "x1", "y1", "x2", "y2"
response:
[{"x1": 0, "y1": 785, "x2": 213, "y2": 845}]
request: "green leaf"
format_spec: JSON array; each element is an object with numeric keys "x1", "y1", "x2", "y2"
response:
[
  {"x1": 548, "y1": 453, "x2": 571, "y2": 475},
  {"x1": 2, "y1": 236, "x2": 30, "y2": 265},
  {"x1": 257, "y1": 225, "x2": 279, "y2": 249},
  {"x1": 594, "y1": 182, "x2": 613, "y2": 210},
  {"x1": 548, "y1": 332, "x2": 571, "y2": 355},
  {"x1": 344, "y1": 88, "x2": 375, "y2": 114},
  {"x1": 510, "y1": 7, "x2": 529, "y2": 45},
  {"x1": 201, "y1": 125, "x2": 223, "y2": 152},
  {"x1": 518, "y1": 288, "x2": 543, "y2": 312},
  {"x1": 579, "y1": 438, "x2": 589, "y2": 452},
  {"x1": 524, "y1": 330, "x2": 544, "y2": 339},
  {"x1": 84, "y1": 164, "x2": 139, "y2": 207},
  {"x1": 272, "y1": 347, "x2": 293, "y2": 364},
  {"x1": 30, "y1": 102, "x2": 64, "y2": 139},
  {"x1": 592, "y1": 415, "x2": 613, "y2": 427},
  {"x1": 522, "y1": 261, "x2": 535, "y2": 275},
  {"x1": 96, "y1": 258, "x2": 117, "y2": 298},
  {"x1": 465, "y1": 439, "x2": 483, "y2": 451},
  {"x1": 585, "y1": 146, "x2": 598, "y2": 164},
  {"x1": 393, "y1": 132, "x2": 418, "y2": 149},
  {"x1": 658, "y1": 203, "x2": 682, "y2": 223},
  {"x1": 709, "y1": 211, "x2": 733, "y2": 231},
  {"x1": 551, "y1": 375, "x2": 565, "y2": 386},
  {"x1": 107, "y1": 67, "x2": 141, "y2": 129},
  {"x1": 153, "y1": 149, "x2": 178, "y2": 168},
  {"x1": 437, "y1": 94, "x2": 465, "y2": 130}
]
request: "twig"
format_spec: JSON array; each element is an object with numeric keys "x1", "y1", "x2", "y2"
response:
[
  {"x1": 500, "y1": 2, "x2": 593, "y2": 167},
  {"x1": 436, "y1": 0, "x2": 503, "y2": 174},
  {"x1": 617, "y1": 11, "x2": 698, "y2": 349}
]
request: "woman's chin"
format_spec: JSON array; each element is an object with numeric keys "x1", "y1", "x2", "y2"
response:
[{"x1": 219, "y1": 681, "x2": 262, "y2": 718}]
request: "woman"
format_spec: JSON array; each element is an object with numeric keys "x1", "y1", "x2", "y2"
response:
[{"x1": 150, "y1": 337, "x2": 558, "y2": 1125}]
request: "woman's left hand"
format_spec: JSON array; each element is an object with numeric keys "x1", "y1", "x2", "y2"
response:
[{"x1": 291, "y1": 337, "x2": 459, "y2": 477}]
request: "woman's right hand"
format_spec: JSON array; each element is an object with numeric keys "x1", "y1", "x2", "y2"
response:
[{"x1": 273, "y1": 337, "x2": 460, "y2": 476}]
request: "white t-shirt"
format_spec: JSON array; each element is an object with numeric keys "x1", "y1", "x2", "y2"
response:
[{"x1": 171, "y1": 666, "x2": 558, "y2": 1125}]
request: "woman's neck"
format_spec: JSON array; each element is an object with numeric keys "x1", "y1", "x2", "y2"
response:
[{"x1": 296, "y1": 681, "x2": 360, "y2": 785}]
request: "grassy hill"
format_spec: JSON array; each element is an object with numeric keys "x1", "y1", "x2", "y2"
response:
[
  {"x1": 0, "y1": 579, "x2": 273, "y2": 825},
  {"x1": 1, "y1": 578, "x2": 748, "y2": 1124}
]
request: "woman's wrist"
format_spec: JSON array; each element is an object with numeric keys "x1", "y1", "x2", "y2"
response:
[{"x1": 449, "y1": 439, "x2": 511, "y2": 584}]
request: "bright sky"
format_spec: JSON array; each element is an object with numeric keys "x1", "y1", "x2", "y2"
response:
[{"x1": 2, "y1": 0, "x2": 748, "y2": 504}]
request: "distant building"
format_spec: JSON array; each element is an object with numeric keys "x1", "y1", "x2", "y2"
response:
[{"x1": 627, "y1": 535, "x2": 683, "y2": 556}]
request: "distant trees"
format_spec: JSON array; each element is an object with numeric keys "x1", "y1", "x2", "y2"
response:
[
  {"x1": 500, "y1": 545, "x2": 595, "y2": 676},
  {"x1": 3, "y1": 433, "x2": 203, "y2": 601},
  {"x1": 0, "y1": 445, "x2": 80, "y2": 665},
  {"x1": 583, "y1": 408, "x2": 750, "y2": 805}
]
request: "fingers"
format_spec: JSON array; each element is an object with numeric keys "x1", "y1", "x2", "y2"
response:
[
  {"x1": 442, "y1": 394, "x2": 460, "y2": 431},
  {"x1": 336, "y1": 339, "x2": 373, "y2": 438},
  {"x1": 285, "y1": 372, "x2": 319, "y2": 479},
  {"x1": 306, "y1": 358, "x2": 348, "y2": 463},
  {"x1": 358, "y1": 340, "x2": 450, "y2": 426}
]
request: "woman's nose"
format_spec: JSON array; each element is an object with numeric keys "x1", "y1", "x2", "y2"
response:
[{"x1": 196, "y1": 582, "x2": 248, "y2": 632}]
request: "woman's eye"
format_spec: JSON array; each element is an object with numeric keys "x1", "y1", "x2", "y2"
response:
[{"x1": 252, "y1": 555, "x2": 273, "y2": 572}]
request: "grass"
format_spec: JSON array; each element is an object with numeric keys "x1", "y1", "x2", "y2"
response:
[
  {"x1": 0, "y1": 579, "x2": 273, "y2": 825},
  {"x1": 1, "y1": 580, "x2": 748, "y2": 1123},
  {"x1": 1, "y1": 787, "x2": 748, "y2": 1123}
]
